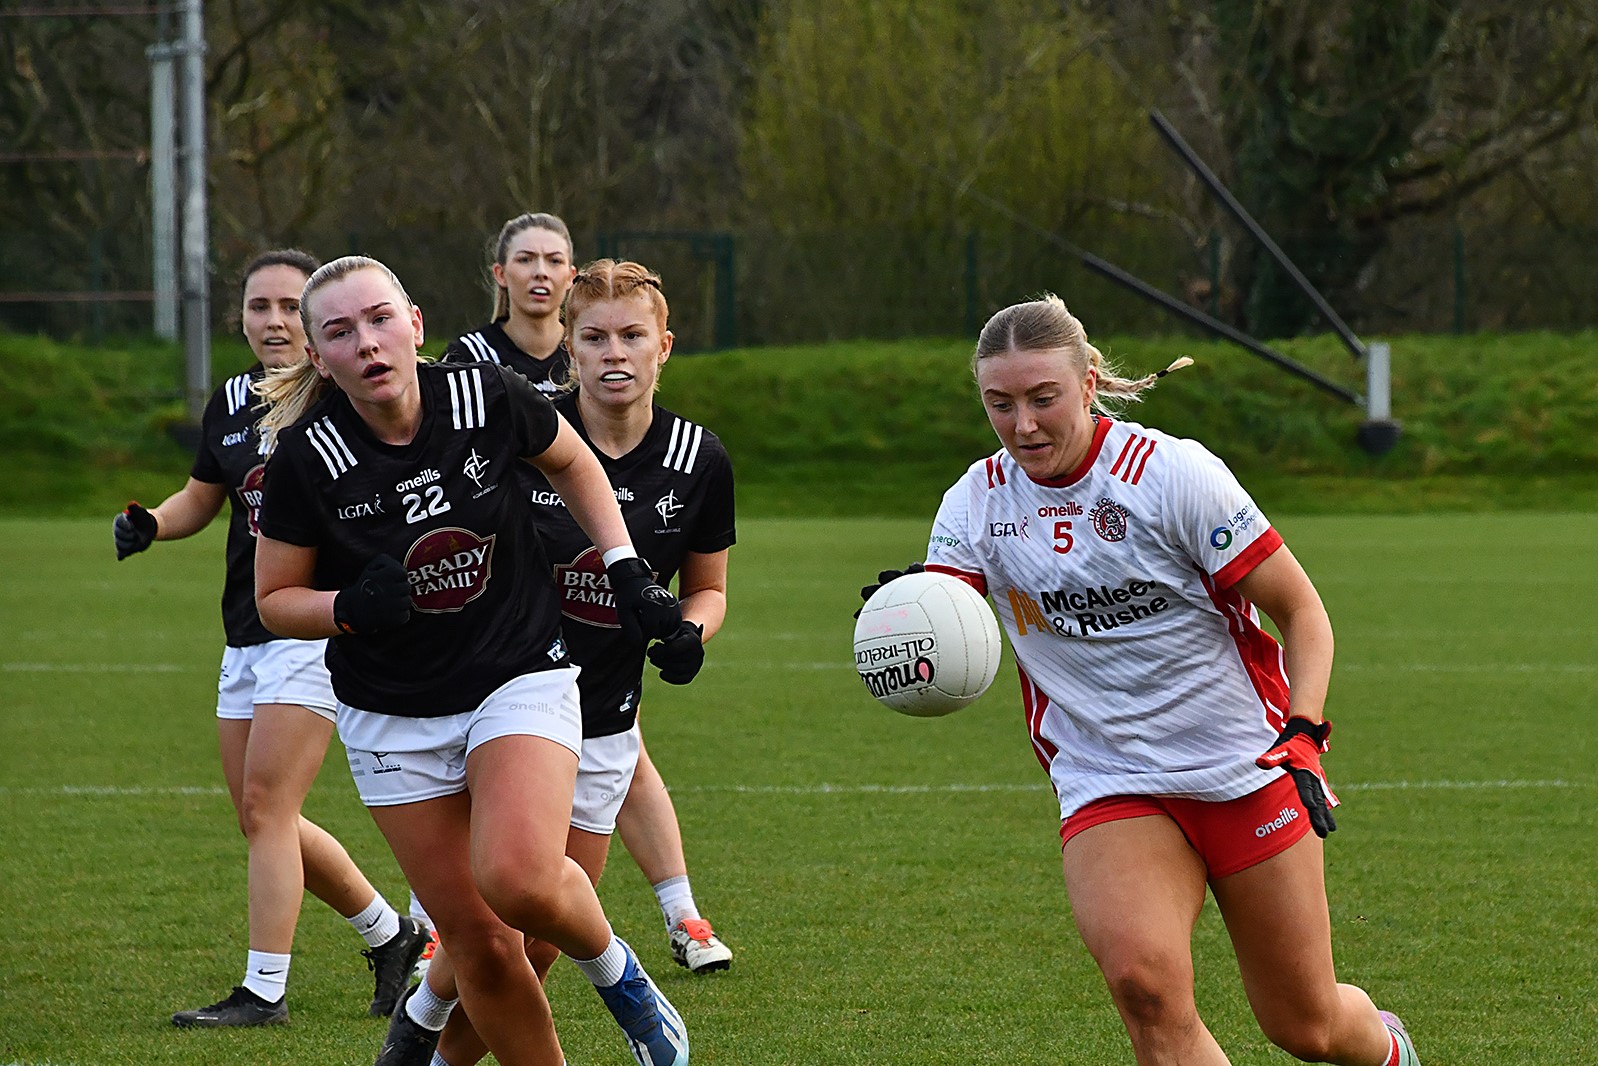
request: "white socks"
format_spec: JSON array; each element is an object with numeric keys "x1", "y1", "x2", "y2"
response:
[
  {"x1": 652, "y1": 875, "x2": 700, "y2": 930},
  {"x1": 348, "y1": 893, "x2": 403, "y2": 948},
  {"x1": 406, "y1": 977, "x2": 458, "y2": 1031},
  {"x1": 242, "y1": 949, "x2": 290, "y2": 1003},
  {"x1": 572, "y1": 933, "x2": 629, "y2": 987}
]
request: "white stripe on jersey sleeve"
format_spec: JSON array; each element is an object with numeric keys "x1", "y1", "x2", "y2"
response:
[
  {"x1": 681, "y1": 423, "x2": 704, "y2": 473},
  {"x1": 661, "y1": 418, "x2": 704, "y2": 473},
  {"x1": 463, "y1": 333, "x2": 499, "y2": 364},
  {"x1": 226, "y1": 373, "x2": 251, "y2": 415},
  {"x1": 305, "y1": 417, "x2": 358, "y2": 479},
  {"x1": 664, "y1": 417, "x2": 684, "y2": 469},
  {"x1": 447, "y1": 367, "x2": 488, "y2": 430}
]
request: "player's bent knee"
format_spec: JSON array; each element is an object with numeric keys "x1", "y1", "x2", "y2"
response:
[
  {"x1": 236, "y1": 782, "x2": 298, "y2": 840},
  {"x1": 474, "y1": 861, "x2": 566, "y2": 935},
  {"x1": 441, "y1": 922, "x2": 527, "y2": 981},
  {"x1": 1259, "y1": 1013, "x2": 1338, "y2": 1063},
  {"x1": 1099, "y1": 959, "x2": 1195, "y2": 1031}
]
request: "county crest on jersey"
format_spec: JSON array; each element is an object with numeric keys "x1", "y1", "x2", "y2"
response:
[
  {"x1": 925, "y1": 416, "x2": 1292, "y2": 819},
  {"x1": 441, "y1": 321, "x2": 570, "y2": 396},
  {"x1": 256, "y1": 362, "x2": 565, "y2": 718},
  {"x1": 527, "y1": 394, "x2": 735, "y2": 737},
  {"x1": 190, "y1": 364, "x2": 275, "y2": 647}
]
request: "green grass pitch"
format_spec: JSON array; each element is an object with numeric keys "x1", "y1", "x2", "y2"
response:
[{"x1": 2, "y1": 513, "x2": 1594, "y2": 1064}]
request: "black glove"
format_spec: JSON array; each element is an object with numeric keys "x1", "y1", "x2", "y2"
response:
[
  {"x1": 114, "y1": 502, "x2": 158, "y2": 560},
  {"x1": 607, "y1": 556, "x2": 681, "y2": 644},
  {"x1": 854, "y1": 561, "x2": 925, "y2": 617},
  {"x1": 333, "y1": 555, "x2": 413, "y2": 635},
  {"x1": 648, "y1": 621, "x2": 705, "y2": 685},
  {"x1": 1256, "y1": 717, "x2": 1339, "y2": 838}
]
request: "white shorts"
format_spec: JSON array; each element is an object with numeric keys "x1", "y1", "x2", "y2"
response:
[
  {"x1": 338, "y1": 666, "x2": 583, "y2": 807},
  {"x1": 216, "y1": 640, "x2": 336, "y2": 721},
  {"x1": 570, "y1": 724, "x2": 642, "y2": 835}
]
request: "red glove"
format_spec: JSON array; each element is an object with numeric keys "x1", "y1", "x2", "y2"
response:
[{"x1": 1256, "y1": 717, "x2": 1339, "y2": 838}]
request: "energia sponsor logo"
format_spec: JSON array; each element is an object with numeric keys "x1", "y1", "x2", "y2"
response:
[
  {"x1": 858, "y1": 655, "x2": 935, "y2": 699},
  {"x1": 1254, "y1": 806, "x2": 1300, "y2": 837}
]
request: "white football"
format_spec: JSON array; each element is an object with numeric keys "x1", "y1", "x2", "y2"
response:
[{"x1": 853, "y1": 570, "x2": 1003, "y2": 717}]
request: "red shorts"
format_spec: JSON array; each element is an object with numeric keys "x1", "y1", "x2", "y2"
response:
[{"x1": 1059, "y1": 775, "x2": 1310, "y2": 880}]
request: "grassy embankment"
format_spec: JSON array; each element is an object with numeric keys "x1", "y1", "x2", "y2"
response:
[{"x1": 2, "y1": 328, "x2": 1595, "y2": 517}]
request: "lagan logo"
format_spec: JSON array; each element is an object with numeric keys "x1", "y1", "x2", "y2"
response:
[
  {"x1": 404, "y1": 527, "x2": 495, "y2": 613},
  {"x1": 859, "y1": 656, "x2": 936, "y2": 700},
  {"x1": 552, "y1": 545, "x2": 620, "y2": 628},
  {"x1": 1089, "y1": 497, "x2": 1129, "y2": 542},
  {"x1": 236, "y1": 463, "x2": 266, "y2": 537}
]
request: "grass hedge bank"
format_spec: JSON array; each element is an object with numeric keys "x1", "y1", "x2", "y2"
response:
[{"x1": 2, "y1": 328, "x2": 1594, "y2": 518}]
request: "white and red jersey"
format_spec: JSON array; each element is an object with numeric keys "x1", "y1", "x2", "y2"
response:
[{"x1": 926, "y1": 416, "x2": 1290, "y2": 819}]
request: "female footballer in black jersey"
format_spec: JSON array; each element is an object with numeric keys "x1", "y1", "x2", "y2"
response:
[
  {"x1": 252, "y1": 255, "x2": 689, "y2": 1066},
  {"x1": 433, "y1": 216, "x2": 733, "y2": 976},
  {"x1": 393, "y1": 259, "x2": 735, "y2": 1066},
  {"x1": 112, "y1": 250, "x2": 425, "y2": 1028},
  {"x1": 440, "y1": 212, "x2": 575, "y2": 395}
]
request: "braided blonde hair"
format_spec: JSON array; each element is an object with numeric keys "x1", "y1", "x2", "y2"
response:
[{"x1": 973, "y1": 294, "x2": 1190, "y2": 413}]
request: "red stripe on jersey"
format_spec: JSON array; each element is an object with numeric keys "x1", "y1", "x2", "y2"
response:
[
  {"x1": 1212, "y1": 527, "x2": 1283, "y2": 589},
  {"x1": 1199, "y1": 569, "x2": 1291, "y2": 730},
  {"x1": 1109, "y1": 434, "x2": 1139, "y2": 478},
  {"x1": 1029, "y1": 417, "x2": 1113, "y2": 488},
  {"x1": 986, "y1": 453, "x2": 1007, "y2": 488},
  {"x1": 1113, "y1": 436, "x2": 1151, "y2": 483},
  {"x1": 1017, "y1": 665, "x2": 1062, "y2": 784},
  {"x1": 924, "y1": 563, "x2": 988, "y2": 598},
  {"x1": 1129, "y1": 439, "x2": 1157, "y2": 485}
]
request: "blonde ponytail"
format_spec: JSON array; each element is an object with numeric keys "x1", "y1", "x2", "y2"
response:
[
  {"x1": 253, "y1": 360, "x2": 332, "y2": 453},
  {"x1": 974, "y1": 294, "x2": 1192, "y2": 414}
]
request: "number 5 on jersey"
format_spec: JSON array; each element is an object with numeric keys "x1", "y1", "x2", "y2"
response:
[{"x1": 1053, "y1": 520, "x2": 1074, "y2": 555}]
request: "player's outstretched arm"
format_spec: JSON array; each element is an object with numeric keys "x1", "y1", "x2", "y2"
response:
[
  {"x1": 646, "y1": 548, "x2": 729, "y2": 684},
  {"x1": 1235, "y1": 545, "x2": 1339, "y2": 837},
  {"x1": 112, "y1": 479, "x2": 227, "y2": 559}
]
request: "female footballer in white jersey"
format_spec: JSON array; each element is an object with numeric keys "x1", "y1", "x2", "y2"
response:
[
  {"x1": 251, "y1": 255, "x2": 689, "y2": 1066},
  {"x1": 864, "y1": 296, "x2": 1420, "y2": 1066},
  {"x1": 113, "y1": 250, "x2": 425, "y2": 1028}
]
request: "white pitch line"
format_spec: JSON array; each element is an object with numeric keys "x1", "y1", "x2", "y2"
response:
[
  {"x1": 2, "y1": 662, "x2": 200, "y2": 673},
  {"x1": 3, "y1": 779, "x2": 1589, "y2": 799}
]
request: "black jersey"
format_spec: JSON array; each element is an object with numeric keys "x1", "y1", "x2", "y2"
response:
[
  {"x1": 255, "y1": 362, "x2": 566, "y2": 718},
  {"x1": 441, "y1": 321, "x2": 570, "y2": 396},
  {"x1": 189, "y1": 365, "x2": 274, "y2": 647},
  {"x1": 529, "y1": 394, "x2": 735, "y2": 738}
]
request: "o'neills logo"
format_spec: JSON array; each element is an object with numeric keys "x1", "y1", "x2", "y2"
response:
[
  {"x1": 553, "y1": 546, "x2": 619, "y2": 627},
  {"x1": 1254, "y1": 806, "x2": 1300, "y2": 838},
  {"x1": 859, "y1": 656, "x2": 935, "y2": 699},
  {"x1": 237, "y1": 463, "x2": 266, "y2": 537},
  {"x1": 405, "y1": 527, "x2": 495, "y2": 613}
]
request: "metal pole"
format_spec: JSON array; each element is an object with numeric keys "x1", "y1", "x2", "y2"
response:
[
  {"x1": 147, "y1": 41, "x2": 178, "y2": 341},
  {"x1": 178, "y1": 0, "x2": 209, "y2": 424},
  {"x1": 1357, "y1": 340, "x2": 1401, "y2": 456},
  {"x1": 1365, "y1": 341, "x2": 1391, "y2": 422},
  {"x1": 1149, "y1": 110, "x2": 1367, "y2": 362}
]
